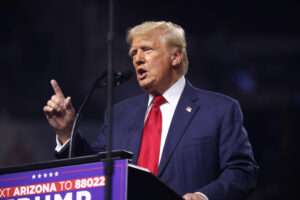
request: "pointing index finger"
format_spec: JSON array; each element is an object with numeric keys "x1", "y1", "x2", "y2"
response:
[{"x1": 50, "y1": 79, "x2": 65, "y2": 98}]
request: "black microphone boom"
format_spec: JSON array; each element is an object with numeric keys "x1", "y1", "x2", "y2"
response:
[
  {"x1": 68, "y1": 70, "x2": 132, "y2": 158},
  {"x1": 97, "y1": 70, "x2": 133, "y2": 88}
]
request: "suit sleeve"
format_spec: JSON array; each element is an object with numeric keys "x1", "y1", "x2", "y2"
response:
[
  {"x1": 55, "y1": 123, "x2": 107, "y2": 159},
  {"x1": 198, "y1": 101, "x2": 259, "y2": 200}
]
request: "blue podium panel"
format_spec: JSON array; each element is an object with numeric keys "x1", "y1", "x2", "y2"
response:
[{"x1": 0, "y1": 159, "x2": 128, "y2": 200}]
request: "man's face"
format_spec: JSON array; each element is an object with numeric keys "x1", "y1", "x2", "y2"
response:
[{"x1": 129, "y1": 33, "x2": 179, "y2": 95}]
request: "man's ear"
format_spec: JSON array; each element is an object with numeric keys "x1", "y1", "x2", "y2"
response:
[{"x1": 171, "y1": 50, "x2": 183, "y2": 67}]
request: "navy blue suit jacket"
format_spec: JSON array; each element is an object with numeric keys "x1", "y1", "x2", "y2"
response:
[{"x1": 62, "y1": 81, "x2": 258, "y2": 199}]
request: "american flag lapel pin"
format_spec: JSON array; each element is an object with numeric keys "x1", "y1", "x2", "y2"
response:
[{"x1": 185, "y1": 106, "x2": 192, "y2": 112}]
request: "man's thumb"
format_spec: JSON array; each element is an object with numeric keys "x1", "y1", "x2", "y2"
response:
[{"x1": 64, "y1": 97, "x2": 73, "y2": 110}]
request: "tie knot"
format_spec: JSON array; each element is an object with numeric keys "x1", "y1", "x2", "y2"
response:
[{"x1": 152, "y1": 95, "x2": 166, "y2": 107}]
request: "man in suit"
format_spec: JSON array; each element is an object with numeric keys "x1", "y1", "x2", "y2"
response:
[{"x1": 43, "y1": 21, "x2": 258, "y2": 200}]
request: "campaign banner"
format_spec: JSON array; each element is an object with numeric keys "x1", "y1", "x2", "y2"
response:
[{"x1": 0, "y1": 159, "x2": 128, "y2": 200}]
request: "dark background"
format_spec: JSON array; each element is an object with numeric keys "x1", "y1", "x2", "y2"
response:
[{"x1": 1, "y1": 0, "x2": 299, "y2": 199}]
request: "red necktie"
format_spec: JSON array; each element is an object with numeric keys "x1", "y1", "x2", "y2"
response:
[{"x1": 137, "y1": 95, "x2": 166, "y2": 175}]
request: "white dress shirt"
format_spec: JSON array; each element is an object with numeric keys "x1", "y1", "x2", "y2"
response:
[{"x1": 145, "y1": 76, "x2": 186, "y2": 163}]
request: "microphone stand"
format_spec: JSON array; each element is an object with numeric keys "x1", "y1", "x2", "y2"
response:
[
  {"x1": 105, "y1": 0, "x2": 114, "y2": 199},
  {"x1": 69, "y1": 0, "x2": 116, "y2": 199},
  {"x1": 68, "y1": 71, "x2": 108, "y2": 158},
  {"x1": 68, "y1": 70, "x2": 132, "y2": 158}
]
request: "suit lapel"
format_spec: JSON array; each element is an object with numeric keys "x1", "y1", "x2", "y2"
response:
[
  {"x1": 126, "y1": 94, "x2": 148, "y2": 164},
  {"x1": 158, "y1": 82, "x2": 200, "y2": 177}
]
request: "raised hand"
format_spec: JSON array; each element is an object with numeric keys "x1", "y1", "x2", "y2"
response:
[{"x1": 43, "y1": 80, "x2": 76, "y2": 144}]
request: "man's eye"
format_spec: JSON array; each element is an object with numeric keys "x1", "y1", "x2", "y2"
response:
[{"x1": 143, "y1": 47, "x2": 153, "y2": 53}]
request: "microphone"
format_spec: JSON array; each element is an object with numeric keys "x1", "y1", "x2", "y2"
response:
[
  {"x1": 96, "y1": 70, "x2": 133, "y2": 88},
  {"x1": 113, "y1": 70, "x2": 133, "y2": 86},
  {"x1": 68, "y1": 70, "x2": 132, "y2": 158}
]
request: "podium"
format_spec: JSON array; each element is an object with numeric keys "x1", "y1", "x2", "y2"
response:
[{"x1": 0, "y1": 151, "x2": 182, "y2": 200}]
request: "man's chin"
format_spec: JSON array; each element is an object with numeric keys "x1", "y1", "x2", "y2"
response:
[
  {"x1": 138, "y1": 80, "x2": 155, "y2": 93},
  {"x1": 139, "y1": 84, "x2": 162, "y2": 95}
]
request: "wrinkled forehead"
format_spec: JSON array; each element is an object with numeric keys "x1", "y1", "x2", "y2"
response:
[{"x1": 128, "y1": 36, "x2": 155, "y2": 57}]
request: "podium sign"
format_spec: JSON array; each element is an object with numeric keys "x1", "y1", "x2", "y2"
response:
[{"x1": 0, "y1": 159, "x2": 127, "y2": 200}]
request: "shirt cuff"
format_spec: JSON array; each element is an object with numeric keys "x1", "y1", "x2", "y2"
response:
[
  {"x1": 195, "y1": 192, "x2": 209, "y2": 200},
  {"x1": 55, "y1": 136, "x2": 70, "y2": 152}
]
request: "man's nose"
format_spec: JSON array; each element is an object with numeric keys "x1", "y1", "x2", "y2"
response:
[{"x1": 134, "y1": 50, "x2": 145, "y2": 66}]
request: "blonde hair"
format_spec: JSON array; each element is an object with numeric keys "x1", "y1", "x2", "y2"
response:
[{"x1": 127, "y1": 21, "x2": 189, "y2": 75}]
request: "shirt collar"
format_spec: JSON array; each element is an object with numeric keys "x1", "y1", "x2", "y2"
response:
[{"x1": 148, "y1": 76, "x2": 186, "y2": 107}]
